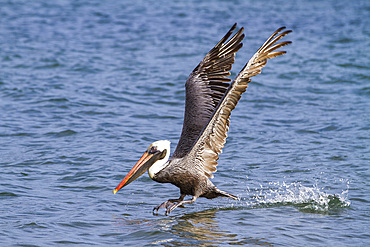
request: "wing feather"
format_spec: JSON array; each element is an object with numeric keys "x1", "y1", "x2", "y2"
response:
[
  {"x1": 172, "y1": 23, "x2": 245, "y2": 158},
  {"x1": 185, "y1": 27, "x2": 292, "y2": 178}
]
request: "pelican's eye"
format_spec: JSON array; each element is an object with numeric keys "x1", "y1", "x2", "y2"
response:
[{"x1": 148, "y1": 146, "x2": 157, "y2": 154}]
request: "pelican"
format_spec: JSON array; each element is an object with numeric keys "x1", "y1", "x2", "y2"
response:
[{"x1": 113, "y1": 23, "x2": 292, "y2": 215}]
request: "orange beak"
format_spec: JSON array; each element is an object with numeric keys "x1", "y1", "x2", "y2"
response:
[{"x1": 113, "y1": 149, "x2": 162, "y2": 194}]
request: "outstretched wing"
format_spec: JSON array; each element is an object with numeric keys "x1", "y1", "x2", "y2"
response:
[
  {"x1": 186, "y1": 27, "x2": 292, "y2": 178},
  {"x1": 173, "y1": 23, "x2": 245, "y2": 158}
]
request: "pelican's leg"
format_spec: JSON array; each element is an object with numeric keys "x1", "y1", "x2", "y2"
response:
[
  {"x1": 166, "y1": 196, "x2": 198, "y2": 215},
  {"x1": 153, "y1": 194, "x2": 185, "y2": 213}
]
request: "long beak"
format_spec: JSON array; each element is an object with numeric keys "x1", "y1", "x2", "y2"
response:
[{"x1": 113, "y1": 150, "x2": 161, "y2": 194}]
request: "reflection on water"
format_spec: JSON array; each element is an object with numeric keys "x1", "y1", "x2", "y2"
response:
[
  {"x1": 160, "y1": 209, "x2": 273, "y2": 246},
  {"x1": 113, "y1": 209, "x2": 273, "y2": 246}
]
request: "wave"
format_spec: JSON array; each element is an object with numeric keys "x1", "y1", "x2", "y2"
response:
[{"x1": 235, "y1": 180, "x2": 350, "y2": 214}]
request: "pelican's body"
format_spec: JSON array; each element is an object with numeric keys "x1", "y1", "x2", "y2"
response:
[
  {"x1": 150, "y1": 143, "x2": 236, "y2": 201},
  {"x1": 114, "y1": 24, "x2": 292, "y2": 214}
]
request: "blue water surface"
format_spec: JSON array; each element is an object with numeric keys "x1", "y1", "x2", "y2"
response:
[{"x1": 0, "y1": 0, "x2": 369, "y2": 246}]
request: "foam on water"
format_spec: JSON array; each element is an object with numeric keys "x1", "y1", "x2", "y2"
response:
[{"x1": 239, "y1": 180, "x2": 350, "y2": 214}]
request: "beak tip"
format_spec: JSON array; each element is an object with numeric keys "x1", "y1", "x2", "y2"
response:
[{"x1": 113, "y1": 189, "x2": 117, "y2": 194}]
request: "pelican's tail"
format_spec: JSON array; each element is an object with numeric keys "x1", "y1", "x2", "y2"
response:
[
  {"x1": 203, "y1": 186, "x2": 239, "y2": 200},
  {"x1": 217, "y1": 189, "x2": 239, "y2": 200}
]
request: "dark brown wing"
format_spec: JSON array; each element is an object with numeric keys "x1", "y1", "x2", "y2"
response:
[
  {"x1": 185, "y1": 27, "x2": 292, "y2": 178},
  {"x1": 172, "y1": 23, "x2": 245, "y2": 158}
]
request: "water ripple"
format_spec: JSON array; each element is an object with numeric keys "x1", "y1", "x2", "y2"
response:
[{"x1": 0, "y1": 0, "x2": 369, "y2": 246}]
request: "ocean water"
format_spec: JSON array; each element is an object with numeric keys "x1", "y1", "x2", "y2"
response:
[{"x1": 0, "y1": 0, "x2": 369, "y2": 246}]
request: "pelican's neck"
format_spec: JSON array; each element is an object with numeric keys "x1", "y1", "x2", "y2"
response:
[
  {"x1": 148, "y1": 159, "x2": 169, "y2": 179},
  {"x1": 148, "y1": 140, "x2": 170, "y2": 179}
]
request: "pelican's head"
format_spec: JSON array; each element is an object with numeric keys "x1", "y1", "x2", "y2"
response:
[{"x1": 113, "y1": 140, "x2": 170, "y2": 194}]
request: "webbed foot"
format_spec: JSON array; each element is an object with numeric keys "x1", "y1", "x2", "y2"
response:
[
  {"x1": 153, "y1": 200, "x2": 176, "y2": 212},
  {"x1": 153, "y1": 195, "x2": 198, "y2": 215},
  {"x1": 153, "y1": 195, "x2": 186, "y2": 215}
]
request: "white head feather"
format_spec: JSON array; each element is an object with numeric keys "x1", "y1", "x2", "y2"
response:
[{"x1": 148, "y1": 140, "x2": 171, "y2": 179}]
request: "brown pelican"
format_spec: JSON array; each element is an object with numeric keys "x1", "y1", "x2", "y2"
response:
[{"x1": 113, "y1": 23, "x2": 292, "y2": 215}]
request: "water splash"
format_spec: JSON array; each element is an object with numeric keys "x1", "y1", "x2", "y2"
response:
[{"x1": 240, "y1": 180, "x2": 350, "y2": 214}]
